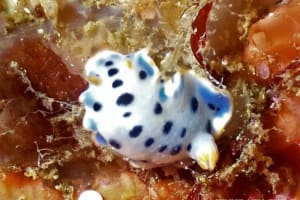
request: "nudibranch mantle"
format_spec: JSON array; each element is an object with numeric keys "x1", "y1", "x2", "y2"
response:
[{"x1": 79, "y1": 49, "x2": 232, "y2": 171}]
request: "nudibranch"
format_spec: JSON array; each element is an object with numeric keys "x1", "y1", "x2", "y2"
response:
[{"x1": 79, "y1": 49, "x2": 232, "y2": 171}]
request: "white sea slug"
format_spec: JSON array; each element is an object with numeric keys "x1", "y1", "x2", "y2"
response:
[{"x1": 79, "y1": 49, "x2": 232, "y2": 171}]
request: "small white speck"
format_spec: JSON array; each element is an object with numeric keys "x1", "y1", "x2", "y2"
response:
[
  {"x1": 78, "y1": 190, "x2": 103, "y2": 200},
  {"x1": 23, "y1": 7, "x2": 31, "y2": 14},
  {"x1": 37, "y1": 29, "x2": 44, "y2": 34},
  {"x1": 221, "y1": 58, "x2": 228, "y2": 66},
  {"x1": 9, "y1": 61, "x2": 18, "y2": 69}
]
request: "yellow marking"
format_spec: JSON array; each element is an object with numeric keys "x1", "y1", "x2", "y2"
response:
[
  {"x1": 150, "y1": 59, "x2": 156, "y2": 67},
  {"x1": 178, "y1": 67, "x2": 189, "y2": 74},
  {"x1": 126, "y1": 60, "x2": 132, "y2": 69},
  {"x1": 87, "y1": 76, "x2": 101, "y2": 86},
  {"x1": 197, "y1": 149, "x2": 219, "y2": 171}
]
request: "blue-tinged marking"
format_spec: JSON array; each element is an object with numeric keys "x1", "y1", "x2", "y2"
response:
[
  {"x1": 96, "y1": 59, "x2": 105, "y2": 66},
  {"x1": 159, "y1": 87, "x2": 167, "y2": 102},
  {"x1": 198, "y1": 84, "x2": 231, "y2": 117},
  {"x1": 111, "y1": 54, "x2": 122, "y2": 60},
  {"x1": 175, "y1": 76, "x2": 184, "y2": 96},
  {"x1": 137, "y1": 55, "x2": 154, "y2": 76},
  {"x1": 126, "y1": 53, "x2": 134, "y2": 59},
  {"x1": 81, "y1": 92, "x2": 95, "y2": 108},
  {"x1": 95, "y1": 132, "x2": 107, "y2": 145},
  {"x1": 96, "y1": 53, "x2": 121, "y2": 67},
  {"x1": 87, "y1": 119, "x2": 98, "y2": 132}
]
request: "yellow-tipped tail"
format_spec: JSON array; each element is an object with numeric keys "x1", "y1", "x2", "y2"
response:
[{"x1": 197, "y1": 148, "x2": 219, "y2": 171}]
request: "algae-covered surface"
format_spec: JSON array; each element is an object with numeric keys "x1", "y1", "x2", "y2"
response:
[{"x1": 0, "y1": 0, "x2": 299, "y2": 199}]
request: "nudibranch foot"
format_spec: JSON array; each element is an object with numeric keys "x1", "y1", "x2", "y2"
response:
[{"x1": 129, "y1": 160, "x2": 158, "y2": 169}]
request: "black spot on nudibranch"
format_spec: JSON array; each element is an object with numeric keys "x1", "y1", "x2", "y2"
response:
[
  {"x1": 129, "y1": 125, "x2": 143, "y2": 138},
  {"x1": 158, "y1": 145, "x2": 168, "y2": 153},
  {"x1": 208, "y1": 103, "x2": 220, "y2": 112},
  {"x1": 145, "y1": 138, "x2": 154, "y2": 147},
  {"x1": 112, "y1": 79, "x2": 123, "y2": 88},
  {"x1": 139, "y1": 70, "x2": 147, "y2": 80},
  {"x1": 109, "y1": 139, "x2": 121, "y2": 149},
  {"x1": 187, "y1": 144, "x2": 192, "y2": 152},
  {"x1": 154, "y1": 102, "x2": 163, "y2": 114},
  {"x1": 191, "y1": 97, "x2": 198, "y2": 113},
  {"x1": 208, "y1": 103, "x2": 216, "y2": 110},
  {"x1": 93, "y1": 102, "x2": 102, "y2": 112},
  {"x1": 108, "y1": 68, "x2": 118, "y2": 76},
  {"x1": 170, "y1": 145, "x2": 181, "y2": 155},
  {"x1": 105, "y1": 60, "x2": 114, "y2": 67},
  {"x1": 116, "y1": 93, "x2": 134, "y2": 106},
  {"x1": 206, "y1": 120, "x2": 212, "y2": 134},
  {"x1": 163, "y1": 121, "x2": 173, "y2": 135},
  {"x1": 123, "y1": 112, "x2": 131, "y2": 117},
  {"x1": 180, "y1": 127, "x2": 187, "y2": 138}
]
